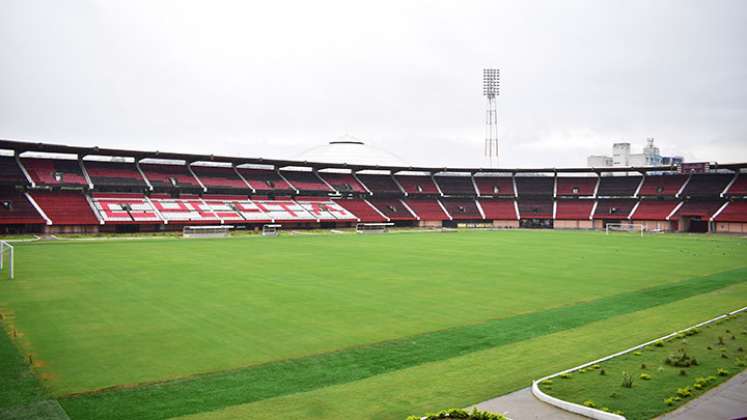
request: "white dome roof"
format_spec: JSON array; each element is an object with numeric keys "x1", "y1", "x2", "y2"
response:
[{"x1": 297, "y1": 138, "x2": 404, "y2": 167}]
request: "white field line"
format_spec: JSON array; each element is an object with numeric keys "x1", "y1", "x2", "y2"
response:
[{"x1": 531, "y1": 305, "x2": 747, "y2": 420}]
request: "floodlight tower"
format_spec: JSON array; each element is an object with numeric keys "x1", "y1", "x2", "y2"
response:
[{"x1": 483, "y1": 68, "x2": 500, "y2": 167}]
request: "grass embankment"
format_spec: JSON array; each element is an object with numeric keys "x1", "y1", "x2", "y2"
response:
[{"x1": 542, "y1": 312, "x2": 747, "y2": 420}]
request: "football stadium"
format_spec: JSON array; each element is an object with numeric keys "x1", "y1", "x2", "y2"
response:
[{"x1": 0, "y1": 138, "x2": 746, "y2": 420}]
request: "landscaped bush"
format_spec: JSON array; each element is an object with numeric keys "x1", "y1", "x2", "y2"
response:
[
  {"x1": 640, "y1": 373, "x2": 652, "y2": 380},
  {"x1": 621, "y1": 371, "x2": 633, "y2": 388},
  {"x1": 664, "y1": 349, "x2": 698, "y2": 367},
  {"x1": 406, "y1": 408, "x2": 506, "y2": 420}
]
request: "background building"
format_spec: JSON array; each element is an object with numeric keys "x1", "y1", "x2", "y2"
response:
[{"x1": 587, "y1": 138, "x2": 683, "y2": 169}]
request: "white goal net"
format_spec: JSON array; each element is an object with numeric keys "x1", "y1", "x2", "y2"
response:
[
  {"x1": 605, "y1": 223, "x2": 645, "y2": 236},
  {"x1": 0, "y1": 241, "x2": 14, "y2": 279},
  {"x1": 183, "y1": 225, "x2": 232, "y2": 238},
  {"x1": 262, "y1": 224, "x2": 281, "y2": 237},
  {"x1": 356, "y1": 222, "x2": 393, "y2": 234}
]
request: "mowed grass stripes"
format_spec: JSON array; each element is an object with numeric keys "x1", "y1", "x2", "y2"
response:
[{"x1": 59, "y1": 268, "x2": 747, "y2": 420}]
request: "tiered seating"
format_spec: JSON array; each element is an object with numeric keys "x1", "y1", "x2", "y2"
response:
[
  {"x1": 440, "y1": 198, "x2": 482, "y2": 220},
  {"x1": 0, "y1": 191, "x2": 44, "y2": 224},
  {"x1": 555, "y1": 200, "x2": 594, "y2": 220},
  {"x1": 517, "y1": 199, "x2": 553, "y2": 219},
  {"x1": 404, "y1": 199, "x2": 448, "y2": 221},
  {"x1": 251, "y1": 199, "x2": 314, "y2": 222},
  {"x1": 680, "y1": 174, "x2": 733, "y2": 198},
  {"x1": 474, "y1": 176, "x2": 515, "y2": 197},
  {"x1": 515, "y1": 177, "x2": 554, "y2": 196},
  {"x1": 596, "y1": 176, "x2": 641, "y2": 197},
  {"x1": 318, "y1": 173, "x2": 367, "y2": 193},
  {"x1": 556, "y1": 177, "x2": 596, "y2": 197},
  {"x1": 22, "y1": 158, "x2": 88, "y2": 187},
  {"x1": 593, "y1": 199, "x2": 637, "y2": 220},
  {"x1": 190, "y1": 165, "x2": 249, "y2": 191},
  {"x1": 237, "y1": 168, "x2": 294, "y2": 193},
  {"x1": 478, "y1": 198, "x2": 517, "y2": 220},
  {"x1": 93, "y1": 193, "x2": 161, "y2": 223},
  {"x1": 713, "y1": 201, "x2": 747, "y2": 222},
  {"x1": 31, "y1": 192, "x2": 98, "y2": 225},
  {"x1": 140, "y1": 163, "x2": 202, "y2": 189},
  {"x1": 335, "y1": 199, "x2": 386, "y2": 222},
  {"x1": 199, "y1": 195, "x2": 246, "y2": 221},
  {"x1": 638, "y1": 175, "x2": 687, "y2": 197},
  {"x1": 0, "y1": 157, "x2": 28, "y2": 185},
  {"x1": 630, "y1": 200, "x2": 678, "y2": 220},
  {"x1": 356, "y1": 174, "x2": 402, "y2": 195},
  {"x1": 396, "y1": 175, "x2": 440, "y2": 195},
  {"x1": 723, "y1": 173, "x2": 747, "y2": 197},
  {"x1": 84, "y1": 161, "x2": 147, "y2": 188},
  {"x1": 670, "y1": 200, "x2": 725, "y2": 220},
  {"x1": 280, "y1": 170, "x2": 333, "y2": 193},
  {"x1": 368, "y1": 199, "x2": 415, "y2": 220},
  {"x1": 434, "y1": 176, "x2": 476, "y2": 195},
  {"x1": 294, "y1": 199, "x2": 357, "y2": 221},
  {"x1": 149, "y1": 194, "x2": 220, "y2": 223}
]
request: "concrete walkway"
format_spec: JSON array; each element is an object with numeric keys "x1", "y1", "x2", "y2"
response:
[
  {"x1": 659, "y1": 370, "x2": 747, "y2": 420},
  {"x1": 473, "y1": 387, "x2": 586, "y2": 420}
]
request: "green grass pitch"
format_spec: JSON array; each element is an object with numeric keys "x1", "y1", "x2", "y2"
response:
[{"x1": 0, "y1": 230, "x2": 746, "y2": 419}]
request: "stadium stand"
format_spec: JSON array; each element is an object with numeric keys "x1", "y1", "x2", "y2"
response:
[
  {"x1": 295, "y1": 199, "x2": 357, "y2": 221},
  {"x1": 237, "y1": 168, "x2": 294, "y2": 193},
  {"x1": 596, "y1": 176, "x2": 641, "y2": 197},
  {"x1": 0, "y1": 191, "x2": 45, "y2": 224},
  {"x1": 517, "y1": 199, "x2": 554, "y2": 219},
  {"x1": 93, "y1": 193, "x2": 162, "y2": 223},
  {"x1": 713, "y1": 201, "x2": 747, "y2": 222},
  {"x1": 638, "y1": 174, "x2": 687, "y2": 197},
  {"x1": 367, "y1": 198, "x2": 416, "y2": 220},
  {"x1": 318, "y1": 172, "x2": 368, "y2": 193},
  {"x1": 32, "y1": 191, "x2": 98, "y2": 225},
  {"x1": 84, "y1": 160, "x2": 147, "y2": 188},
  {"x1": 440, "y1": 198, "x2": 482, "y2": 220},
  {"x1": 356, "y1": 174, "x2": 402, "y2": 195},
  {"x1": 335, "y1": 199, "x2": 386, "y2": 222},
  {"x1": 22, "y1": 158, "x2": 88, "y2": 187},
  {"x1": 477, "y1": 198, "x2": 517, "y2": 220},
  {"x1": 395, "y1": 175, "x2": 440, "y2": 195},
  {"x1": 670, "y1": 200, "x2": 725, "y2": 221},
  {"x1": 474, "y1": 176, "x2": 515, "y2": 197},
  {"x1": 0, "y1": 156, "x2": 29, "y2": 186},
  {"x1": 630, "y1": 200, "x2": 678, "y2": 220},
  {"x1": 555, "y1": 199, "x2": 595, "y2": 220},
  {"x1": 593, "y1": 199, "x2": 637, "y2": 220},
  {"x1": 515, "y1": 176, "x2": 554, "y2": 196},
  {"x1": 140, "y1": 163, "x2": 202, "y2": 190},
  {"x1": 404, "y1": 198, "x2": 448, "y2": 220},
  {"x1": 190, "y1": 165, "x2": 249, "y2": 191},
  {"x1": 280, "y1": 170, "x2": 333, "y2": 193},
  {"x1": 434, "y1": 175, "x2": 477, "y2": 195},
  {"x1": 555, "y1": 177, "x2": 596, "y2": 197},
  {"x1": 723, "y1": 173, "x2": 747, "y2": 197},
  {"x1": 680, "y1": 173, "x2": 734, "y2": 198}
]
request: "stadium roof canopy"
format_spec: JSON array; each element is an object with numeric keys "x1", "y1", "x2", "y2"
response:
[{"x1": 1, "y1": 138, "x2": 745, "y2": 175}]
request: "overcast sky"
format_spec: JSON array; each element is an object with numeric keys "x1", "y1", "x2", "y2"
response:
[{"x1": 1, "y1": 0, "x2": 746, "y2": 168}]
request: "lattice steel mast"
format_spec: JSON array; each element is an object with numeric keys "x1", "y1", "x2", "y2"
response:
[{"x1": 483, "y1": 68, "x2": 500, "y2": 167}]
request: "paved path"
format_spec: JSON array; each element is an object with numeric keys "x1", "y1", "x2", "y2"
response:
[
  {"x1": 473, "y1": 387, "x2": 586, "y2": 420},
  {"x1": 659, "y1": 370, "x2": 747, "y2": 420}
]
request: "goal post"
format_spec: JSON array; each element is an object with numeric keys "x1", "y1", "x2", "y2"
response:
[
  {"x1": 356, "y1": 222, "x2": 394, "y2": 234},
  {"x1": 182, "y1": 225, "x2": 233, "y2": 238},
  {"x1": 262, "y1": 224, "x2": 281, "y2": 237},
  {"x1": 605, "y1": 223, "x2": 645, "y2": 237},
  {"x1": 0, "y1": 241, "x2": 14, "y2": 279}
]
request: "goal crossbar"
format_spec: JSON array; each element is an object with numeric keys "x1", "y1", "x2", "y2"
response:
[
  {"x1": 0, "y1": 241, "x2": 14, "y2": 279},
  {"x1": 356, "y1": 222, "x2": 394, "y2": 234},
  {"x1": 605, "y1": 223, "x2": 645, "y2": 237},
  {"x1": 183, "y1": 225, "x2": 233, "y2": 238}
]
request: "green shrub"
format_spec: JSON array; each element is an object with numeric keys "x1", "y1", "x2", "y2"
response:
[
  {"x1": 664, "y1": 397, "x2": 675, "y2": 406},
  {"x1": 721, "y1": 353, "x2": 729, "y2": 359},
  {"x1": 676, "y1": 387, "x2": 692, "y2": 398},
  {"x1": 633, "y1": 351, "x2": 642, "y2": 356},
  {"x1": 736, "y1": 358, "x2": 746, "y2": 367},
  {"x1": 592, "y1": 364, "x2": 601, "y2": 370},
  {"x1": 718, "y1": 336, "x2": 725, "y2": 345},
  {"x1": 680, "y1": 369, "x2": 688, "y2": 376},
  {"x1": 654, "y1": 341, "x2": 664, "y2": 347},
  {"x1": 541, "y1": 379, "x2": 553, "y2": 386},
  {"x1": 560, "y1": 373, "x2": 572, "y2": 379},
  {"x1": 717, "y1": 368, "x2": 729, "y2": 376},
  {"x1": 640, "y1": 363, "x2": 647, "y2": 369},
  {"x1": 407, "y1": 408, "x2": 506, "y2": 420},
  {"x1": 621, "y1": 371, "x2": 633, "y2": 388},
  {"x1": 583, "y1": 400, "x2": 597, "y2": 408},
  {"x1": 640, "y1": 373, "x2": 652, "y2": 380},
  {"x1": 600, "y1": 368, "x2": 606, "y2": 376},
  {"x1": 665, "y1": 349, "x2": 698, "y2": 367}
]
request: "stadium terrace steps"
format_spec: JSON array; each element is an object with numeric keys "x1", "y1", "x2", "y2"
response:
[
  {"x1": 713, "y1": 201, "x2": 747, "y2": 222},
  {"x1": 434, "y1": 175, "x2": 477, "y2": 196},
  {"x1": 22, "y1": 158, "x2": 88, "y2": 187},
  {"x1": 680, "y1": 174, "x2": 734, "y2": 198},
  {"x1": 474, "y1": 176, "x2": 516, "y2": 197},
  {"x1": 140, "y1": 163, "x2": 202, "y2": 190},
  {"x1": 279, "y1": 170, "x2": 333, "y2": 193},
  {"x1": 724, "y1": 173, "x2": 747, "y2": 197},
  {"x1": 404, "y1": 199, "x2": 449, "y2": 220},
  {"x1": 478, "y1": 198, "x2": 518, "y2": 220},
  {"x1": 0, "y1": 156, "x2": 29, "y2": 186},
  {"x1": 515, "y1": 177, "x2": 554, "y2": 196},
  {"x1": 190, "y1": 165, "x2": 249, "y2": 191},
  {"x1": 555, "y1": 177, "x2": 597, "y2": 197},
  {"x1": 670, "y1": 200, "x2": 726, "y2": 220},
  {"x1": 367, "y1": 198, "x2": 416, "y2": 220},
  {"x1": 440, "y1": 198, "x2": 482, "y2": 220},
  {"x1": 356, "y1": 174, "x2": 402, "y2": 195},
  {"x1": 83, "y1": 161, "x2": 147, "y2": 188},
  {"x1": 630, "y1": 200, "x2": 679, "y2": 220},
  {"x1": 638, "y1": 175, "x2": 688, "y2": 197},
  {"x1": 517, "y1": 199, "x2": 554, "y2": 219},
  {"x1": 31, "y1": 192, "x2": 98, "y2": 225},
  {"x1": 555, "y1": 199, "x2": 595, "y2": 220},
  {"x1": 596, "y1": 176, "x2": 642, "y2": 197},
  {"x1": 593, "y1": 198, "x2": 637, "y2": 220},
  {"x1": 395, "y1": 175, "x2": 440, "y2": 195},
  {"x1": 237, "y1": 168, "x2": 294, "y2": 193},
  {"x1": 0, "y1": 191, "x2": 45, "y2": 224},
  {"x1": 334, "y1": 199, "x2": 385, "y2": 222},
  {"x1": 318, "y1": 173, "x2": 368, "y2": 194}
]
